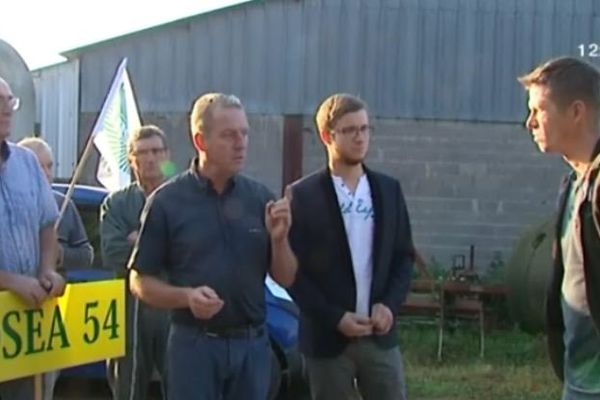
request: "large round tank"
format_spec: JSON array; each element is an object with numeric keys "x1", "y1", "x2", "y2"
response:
[
  {"x1": 505, "y1": 216, "x2": 555, "y2": 333},
  {"x1": 0, "y1": 39, "x2": 35, "y2": 141}
]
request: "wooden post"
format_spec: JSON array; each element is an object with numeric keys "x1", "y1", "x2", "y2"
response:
[{"x1": 34, "y1": 374, "x2": 42, "y2": 400}]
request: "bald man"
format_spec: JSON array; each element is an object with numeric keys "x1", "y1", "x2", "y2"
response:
[
  {"x1": 19, "y1": 137, "x2": 93, "y2": 272},
  {"x1": 0, "y1": 78, "x2": 65, "y2": 399}
]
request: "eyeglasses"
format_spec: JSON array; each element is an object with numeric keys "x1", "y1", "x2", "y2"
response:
[
  {"x1": 331, "y1": 125, "x2": 374, "y2": 137},
  {"x1": 131, "y1": 147, "x2": 166, "y2": 157},
  {"x1": 0, "y1": 96, "x2": 20, "y2": 111}
]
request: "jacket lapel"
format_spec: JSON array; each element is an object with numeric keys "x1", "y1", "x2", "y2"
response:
[
  {"x1": 555, "y1": 173, "x2": 574, "y2": 270},
  {"x1": 317, "y1": 168, "x2": 354, "y2": 273},
  {"x1": 555, "y1": 138, "x2": 600, "y2": 265},
  {"x1": 365, "y1": 166, "x2": 383, "y2": 281}
]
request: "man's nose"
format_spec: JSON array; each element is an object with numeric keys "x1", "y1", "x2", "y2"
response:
[
  {"x1": 525, "y1": 113, "x2": 535, "y2": 130},
  {"x1": 233, "y1": 132, "x2": 247, "y2": 146}
]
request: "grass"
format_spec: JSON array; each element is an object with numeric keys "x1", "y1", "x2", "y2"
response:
[{"x1": 399, "y1": 324, "x2": 562, "y2": 400}]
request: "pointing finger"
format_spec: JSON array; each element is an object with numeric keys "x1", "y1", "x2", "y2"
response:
[
  {"x1": 283, "y1": 185, "x2": 293, "y2": 202},
  {"x1": 265, "y1": 200, "x2": 275, "y2": 213}
]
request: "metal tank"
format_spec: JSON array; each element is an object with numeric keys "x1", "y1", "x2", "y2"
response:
[
  {"x1": 505, "y1": 216, "x2": 555, "y2": 333},
  {"x1": 0, "y1": 39, "x2": 35, "y2": 141}
]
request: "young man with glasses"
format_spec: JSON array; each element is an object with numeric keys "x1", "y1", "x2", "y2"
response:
[
  {"x1": 100, "y1": 124, "x2": 171, "y2": 400},
  {"x1": 288, "y1": 93, "x2": 414, "y2": 400}
]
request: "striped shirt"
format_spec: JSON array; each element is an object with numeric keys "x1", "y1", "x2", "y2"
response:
[{"x1": 0, "y1": 141, "x2": 59, "y2": 277}]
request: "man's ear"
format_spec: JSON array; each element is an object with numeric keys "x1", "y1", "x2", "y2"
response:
[
  {"x1": 570, "y1": 100, "x2": 587, "y2": 125},
  {"x1": 320, "y1": 129, "x2": 333, "y2": 145},
  {"x1": 192, "y1": 132, "x2": 207, "y2": 152}
]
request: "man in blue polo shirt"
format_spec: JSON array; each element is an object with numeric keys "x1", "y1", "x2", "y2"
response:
[
  {"x1": 0, "y1": 77, "x2": 65, "y2": 399},
  {"x1": 129, "y1": 93, "x2": 297, "y2": 400}
]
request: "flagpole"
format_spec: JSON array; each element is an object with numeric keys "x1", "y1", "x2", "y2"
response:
[
  {"x1": 54, "y1": 58, "x2": 129, "y2": 230},
  {"x1": 33, "y1": 374, "x2": 42, "y2": 400},
  {"x1": 54, "y1": 125, "x2": 100, "y2": 229}
]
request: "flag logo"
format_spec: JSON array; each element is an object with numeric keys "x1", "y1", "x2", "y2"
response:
[{"x1": 92, "y1": 59, "x2": 141, "y2": 191}]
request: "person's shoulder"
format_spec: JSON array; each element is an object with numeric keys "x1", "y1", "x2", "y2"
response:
[
  {"x1": 366, "y1": 166, "x2": 400, "y2": 188},
  {"x1": 290, "y1": 168, "x2": 326, "y2": 192},
  {"x1": 150, "y1": 170, "x2": 193, "y2": 201},
  {"x1": 52, "y1": 191, "x2": 79, "y2": 214},
  {"x1": 8, "y1": 141, "x2": 31, "y2": 156},
  {"x1": 237, "y1": 174, "x2": 269, "y2": 191},
  {"x1": 236, "y1": 174, "x2": 275, "y2": 200},
  {"x1": 52, "y1": 190, "x2": 66, "y2": 206},
  {"x1": 8, "y1": 141, "x2": 39, "y2": 167},
  {"x1": 53, "y1": 190, "x2": 66, "y2": 200},
  {"x1": 104, "y1": 182, "x2": 140, "y2": 204}
]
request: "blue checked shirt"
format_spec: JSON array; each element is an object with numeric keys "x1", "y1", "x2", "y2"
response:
[{"x1": 0, "y1": 141, "x2": 59, "y2": 277}]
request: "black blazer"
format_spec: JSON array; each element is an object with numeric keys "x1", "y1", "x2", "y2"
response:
[{"x1": 288, "y1": 166, "x2": 414, "y2": 358}]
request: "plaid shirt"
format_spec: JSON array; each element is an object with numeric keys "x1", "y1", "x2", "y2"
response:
[{"x1": 0, "y1": 141, "x2": 58, "y2": 277}]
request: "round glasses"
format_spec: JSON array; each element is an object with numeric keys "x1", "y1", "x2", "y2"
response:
[{"x1": 0, "y1": 97, "x2": 20, "y2": 111}]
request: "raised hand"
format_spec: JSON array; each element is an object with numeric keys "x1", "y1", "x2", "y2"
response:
[{"x1": 265, "y1": 185, "x2": 293, "y2": 242}]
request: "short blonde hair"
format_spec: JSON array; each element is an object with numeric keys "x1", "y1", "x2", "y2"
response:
[
  {"x1": 189, "y1": 93, "x2": 243, "y2": 137},
  {"x1": 315, "y1": 93, "x2": 367, "y2": 135}
]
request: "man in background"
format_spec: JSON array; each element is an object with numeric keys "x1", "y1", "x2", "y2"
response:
[
  {"x1": 19, "y1": 137, "x2": 93, "y2": 271},
  {"x1": 100, "y1": 124, "x2": 171, "y2": 400},
  {"x1": 19, "y1": 136, "x2": 94, "y2": 400}
]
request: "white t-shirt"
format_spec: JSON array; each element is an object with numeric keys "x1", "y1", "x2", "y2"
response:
[{"x1": 331, "y1": 174, "x2": 374, "y2": 317}]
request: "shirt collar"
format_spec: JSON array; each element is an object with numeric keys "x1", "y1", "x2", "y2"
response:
[
  {"x1": 0, "y1": 140, "x2": 10, "y2": 162},
  {"x1": 189, "y1": 157, "x2": 238, "y2": 192}
]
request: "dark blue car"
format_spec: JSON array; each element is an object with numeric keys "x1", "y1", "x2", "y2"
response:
[{"x1": 52, "y1": 183, "x2": 307, "y2": 399}]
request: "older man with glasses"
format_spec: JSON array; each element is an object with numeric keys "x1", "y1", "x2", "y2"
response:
[
  {"x1": 0, "y1": 78, "x2": 65, "y2": 399},
  {"x1": 100, "y1": 124, "x2": 172, "y2": 400}
]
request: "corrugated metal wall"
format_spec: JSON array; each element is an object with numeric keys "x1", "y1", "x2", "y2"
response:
[
  {"x1": 0, "y1": 39, "x2": 36, "y2": 142},
  {"x1": 33, "y1": 60, "x2": 79, "y2": 179},
  {"x1": 75, "y1": 0, "x2": 600, "y2": 122}
]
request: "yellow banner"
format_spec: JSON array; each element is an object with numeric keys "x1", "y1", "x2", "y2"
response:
[{"x1": 0, "y1": 279, "x2": 125, "y2": 382}]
